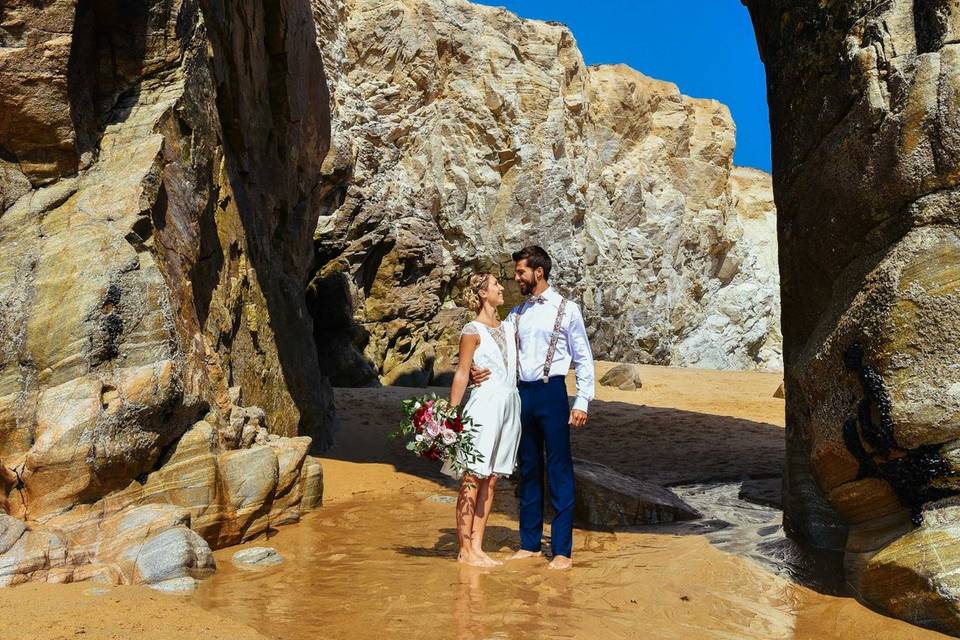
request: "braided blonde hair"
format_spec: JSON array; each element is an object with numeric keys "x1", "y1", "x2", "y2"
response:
[{"x1": 462, "y1": 272, "x2": 493, "y2": 312}]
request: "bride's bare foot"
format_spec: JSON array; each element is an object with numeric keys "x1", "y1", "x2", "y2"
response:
[
  {"x1": 507, "y1": 549, "x2": 542, "y2": 561},
  {"x1": 548, "y1": 555, "x2": 573, "y2": 570},
  {"x1": 473, "y1": 548, "x2": 502, "y2": 566},
  {"x1": 457, "y1": 550, "x2": 490, "y2": 567}
]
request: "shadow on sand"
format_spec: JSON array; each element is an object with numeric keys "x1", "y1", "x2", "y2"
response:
[{"x1": 323, "y1": 387, "x2": 786, "y2": 489}]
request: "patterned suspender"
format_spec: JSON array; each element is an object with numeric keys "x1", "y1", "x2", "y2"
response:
[
  {"x1": 515, "y1": 312, "x2": 521, "y2": 382},
  {"x1": 543, "y1": 298, "x2": 567, "y2": 382}
]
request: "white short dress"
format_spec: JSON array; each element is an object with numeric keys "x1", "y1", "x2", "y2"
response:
[{"x1": 442, "y1": 320, "x2": 522, "y2": 479}]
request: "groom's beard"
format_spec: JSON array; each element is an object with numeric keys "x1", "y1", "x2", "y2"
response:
[{"x1": 518, "y1": 279, "x2": 534, "y2": 296}]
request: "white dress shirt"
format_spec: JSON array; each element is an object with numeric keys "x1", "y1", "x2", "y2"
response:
[{"x1": 505, "y1": 286, "x2": 596, "y2": 413}]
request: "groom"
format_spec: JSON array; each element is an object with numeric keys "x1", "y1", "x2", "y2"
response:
[{"x1": 471, "y1": 245, "x2": 595, "y2": 570}]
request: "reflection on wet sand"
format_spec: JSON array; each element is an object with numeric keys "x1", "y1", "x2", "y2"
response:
[
  {"x1": 191, "y1": 367, "x2": 949, "y2": 640},
  {"x1": 192, "y1": 490, "x2": 946, "y2": 640}
]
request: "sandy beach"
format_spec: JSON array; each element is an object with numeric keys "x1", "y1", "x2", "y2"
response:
[{"x1": 0, "y1": 363, "x2": 946, "y2": 639}]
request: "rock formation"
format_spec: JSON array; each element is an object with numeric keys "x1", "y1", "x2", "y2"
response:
[
  {"x1": 0, "y1": 0, "x2": 332, "y2": 588},
  {"x1": 308, "y1": 0, "x2": 782, "y2": 387},
  {"x1": 599, "y1": 363, "x2": 644, "y2": 391},
  {"x1": 745, "y1": 1, "x2": 960, "y2": 634},
  {"x1": 572, "y1": 458, "x2": 700, "y2": 527},
  {"x1": 0, "y1": 421, "x2": 323, "y2": 588}
]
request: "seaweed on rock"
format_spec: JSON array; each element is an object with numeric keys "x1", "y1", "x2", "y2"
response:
[{"x1": 842, "y1": 342, "x2": 958, "y2": 525}]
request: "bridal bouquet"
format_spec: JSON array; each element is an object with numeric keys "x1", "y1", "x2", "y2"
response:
[{"x1": 391, "y1": 394, "x2": 484, "y2": 475}]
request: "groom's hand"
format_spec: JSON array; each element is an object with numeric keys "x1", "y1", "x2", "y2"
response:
[
  {"x1": 469, "y1": 365, "x2": 491, "y2": 386},
  {"x1": 569, "y1": 410, "x2": 588, "y2": 428}
]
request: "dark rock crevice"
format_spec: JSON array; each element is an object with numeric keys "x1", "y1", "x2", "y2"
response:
[{"x1": 196, "y1": 0, "x2": 336, "y2": 450}]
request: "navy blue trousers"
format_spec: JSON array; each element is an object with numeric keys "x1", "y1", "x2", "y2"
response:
[{"x1": 517, "y1": 376, "x2": 574, "y2": 558}]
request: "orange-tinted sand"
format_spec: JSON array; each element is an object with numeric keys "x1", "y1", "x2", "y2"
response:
[{"x1": 0, "y1": 581, "x2": 269, "y2": 640}]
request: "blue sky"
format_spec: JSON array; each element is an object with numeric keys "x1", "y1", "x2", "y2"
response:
[{"x1": 472, "y1": 1, "x2": 771, "y2": 172}]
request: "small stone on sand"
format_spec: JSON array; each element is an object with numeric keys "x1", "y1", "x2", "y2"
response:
[{"x1": 232, "y1": 547, "x2": 284, "y2": 568}]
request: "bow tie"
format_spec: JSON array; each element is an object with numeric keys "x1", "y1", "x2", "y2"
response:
[{"x1": 530, "y1": 295, "x2": 547, "y2": 305}]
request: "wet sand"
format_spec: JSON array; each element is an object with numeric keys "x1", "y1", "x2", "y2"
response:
[
  {"x1": 2, "y1": 363, "x2": 949, "y2": 639},
  {"x1": 192, "y1": 363, "x2": 945, "y2": 639},
  {"x1": 192, "y1": 489, "x2": 942, "y2": 640}
]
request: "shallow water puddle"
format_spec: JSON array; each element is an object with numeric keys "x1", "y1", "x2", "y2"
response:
[
  {"x1": 191, "y1": 490, "x2": 946, "y2": 640},
  {"x1": 671, "y1": 482, "x2": 848, "y2": 595}
]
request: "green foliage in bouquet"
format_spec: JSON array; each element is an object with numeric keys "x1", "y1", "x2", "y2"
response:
[{"x1": 390, "y1": 393, "x2": 485, "y2": 476}]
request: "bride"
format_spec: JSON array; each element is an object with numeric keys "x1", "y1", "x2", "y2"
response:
[{"x1": 446, "y1": 271, "x2": 521, "y2": 567}]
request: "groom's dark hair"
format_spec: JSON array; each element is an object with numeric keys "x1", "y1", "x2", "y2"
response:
[{"x1": 512, "y1": 245, "x2": 552, "y2": 280}]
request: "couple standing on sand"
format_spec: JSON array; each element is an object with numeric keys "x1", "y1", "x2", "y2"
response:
[{"x1": 445, "y1": 245, "x2": 595, "y2": 571}]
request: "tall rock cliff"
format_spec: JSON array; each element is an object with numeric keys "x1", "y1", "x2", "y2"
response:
[
  {"x1": 746, "y1": 0, "x2": 960, "y2": 634},
  {"x1": 308, "y1": 0, "x2": 782, "y2": 387},
  {"x1": 0, "y1": 0, "x2": 331, "y2": 587}
]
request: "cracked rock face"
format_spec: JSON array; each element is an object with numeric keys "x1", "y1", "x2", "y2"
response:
[
  {"x1": 308, "y1": 0, "x2": 782, "y2": 386},
  {"x1": 0, "y1": 0, "x2": 332, "y2": 587},
  {"x1": 746, "y1": 0, "x2": 960, "y2": 633}
]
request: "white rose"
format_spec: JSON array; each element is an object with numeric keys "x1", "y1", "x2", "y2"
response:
[{"x1": 440, "y1": 429, "x2": 457, "y2": 445}]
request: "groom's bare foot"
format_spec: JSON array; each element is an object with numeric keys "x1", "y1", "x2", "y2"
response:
[
  {"x1": 548, "y1": 555, "x2": 573, "y2": 570},
  {"x1": 507, "y1": 549, "x2": 542, "y2": 561}
]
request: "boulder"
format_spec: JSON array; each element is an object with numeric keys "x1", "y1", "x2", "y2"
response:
[
  {"x1": 95, "y1": 504, "x2": 215, "y2": 589},
  {"x1": 95, "y1": 504, "x2": 194, "y2": 564},
  {"x1": 858, "y1": 506, "x2": 960, "y2": 635},
  {"x1": 128, "y1": 528, "x2": 215, "y2": 589},
  {"x1": 0, "y1": 514, "x2": 68, "y2": 587},
  {"x1": 135, "y1": 422, "x2": 224, "y2": 542},
  {"x1": 745, "y1": 0, "x2": 960, "y2": 632},
  {"x1": 217, "y1": 446, "x2": 280, "y2": 546},
  {"x1": 20, "y1": 365, "x2": 188, "y2": 519},
  {"x1": 599, "y1": 364, "x2": 644, "y2": 391},
  {"x1": 268, "y1": 437, "x2": 312, "y2": 525},
  {"x1": 572, "y1": 458, "x2": 701, "y2": 526},
  {"x1": 300, "y1": 456, "x2": 325, "y2": 511}
]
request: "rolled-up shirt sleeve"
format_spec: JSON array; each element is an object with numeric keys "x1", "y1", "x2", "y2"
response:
[{"x1": 567, "y1": 303, "x2": 595, "y2": 413}]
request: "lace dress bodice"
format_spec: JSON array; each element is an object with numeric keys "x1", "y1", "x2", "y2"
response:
[{"x1": 461, "y1": 320, "x2": 516, "y2": 386}]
